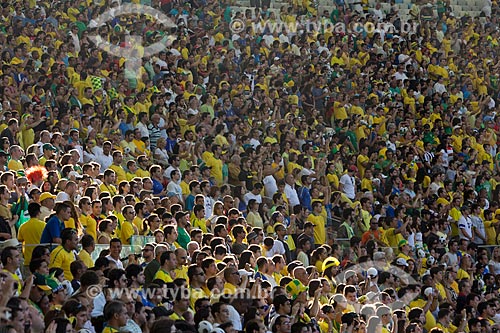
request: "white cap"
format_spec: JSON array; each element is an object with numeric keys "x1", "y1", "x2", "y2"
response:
[
  {"x1": 198, "y1": 321, "x2": 213, "y2": 333},
  {"x1": 395, "y1": 258, "x2": 409, "y2": 267},
  {"x1": 367, "y1": 267, "x2": 378, "y2": 277}
]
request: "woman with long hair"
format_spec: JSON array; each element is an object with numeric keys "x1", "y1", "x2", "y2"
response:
[
  {"x1": 64, "y1": 200, "x2": 82, "y2": 236},
  {"x1": 83, "y1": 186, "x2": 99, "y2": 201},
  {"x1": 238, "y1": 250, "x2": 256, "y2": 272},
  {"x1": 118, "y1": 181, "x2": 131, "y2": 196},
  {"x1": 489, "y1": 247, "x2": 500, "y2": 275},
  {"x1": 97, "y1": 219, "x2": 114, "y2": 245},
  {"x1": 206, "y1": 201, "x2": 224, "y2": 229},
  {"x1": 246, "y1": 199, "x2": 264, "y2": 229},
  {"x1": 311, "y1": 247, "x2": 328, "y2": 273}
]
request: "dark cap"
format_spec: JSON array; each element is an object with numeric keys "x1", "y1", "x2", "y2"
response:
[
  {"x1": 247, "y1": 231, "x2": 258, "y2": 242},
  {"x1": 175, "y1": 211, "x2": 189, "y2": 221},
  {"x1": 34, "y1": 274, "x2": 52, "y2": 292},
  {"x1": 200, "y1": 165, "x2": 212, "y2": 172},
  {"x1": 304, "y1": 221, "x2": 315, "y2": 228}
]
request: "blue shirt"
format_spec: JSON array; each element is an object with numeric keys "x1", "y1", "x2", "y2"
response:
[
  {"x1": 40, "y1": 215, "x2": 64, "y2": 244},
  {"x1": 152, "y1": 178, "x2": 164, "y2": 195},
  {"x1": 185, "y1": 194, "x2": 195, "y2": 212},
  {"x1": 298, "y1": 186, "x2": 312, "y2": 212}
]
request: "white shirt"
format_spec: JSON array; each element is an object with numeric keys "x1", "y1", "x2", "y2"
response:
[
  {"x1": 393, "y1": 72, "x2": 408, "y2": 81},
  {"x1": 250, "y1": 138, "x2": 261, "y2": 149},
  {"x1": 135, "y1": 122, "x2": 150, "y2": 139},
  {"x1": 204, "y1": 196, "x2": 213, "y2": 219},
  {"x1": 164, "y1": 166, "x2": 181, "y2": 184},
  {"x1": 166, "y1": 181, "x2": 183, "y2": 203},
  {"x1": 263, "y1": 175, "x2": 278, "y2": 198},
  {"x1": 55, "y1": 191, "x2": 70, "y2": 203},
  {"x1": 91, "y1": 292, "x2": 106, "y2": 317},
  {"x1": 284, "y1": 183, "x2": 300, "y2": 207},
  {"x1": 227, "y1": 304, "x2": 242, "y2": 331},
  {"x1": 94, "y1": 150, "x2": 113, "y2": 172},
  {"x1": 243, "y1": 192, "x2": 263, "y2": 205},
  {"x1": 434, "y1": 82, "x2": 447, "y2": 94},
  {"x1": 340, "y1": 173, "x2": 356, "y2": 200},
  {"x1": 265, "y1": 240, "x2": 286, "y2": 257},
  {"x1": 106, "y1": 255, "x2": 124, "y2": 269},
  {"x1": 154, "y1": 147, "x2": 169, "y2": 164},
  {"x1": 458, "y1": 214, "x2": 473, "y2": 240}
]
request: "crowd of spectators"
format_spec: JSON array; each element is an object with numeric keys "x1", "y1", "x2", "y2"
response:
[{"x1": 1, "y1": 0, "x2": 500, "y2": 333}]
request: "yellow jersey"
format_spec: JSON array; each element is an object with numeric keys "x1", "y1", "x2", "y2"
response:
[{"x1": 17, "y1": 217, "x2": 46, "y2": 265}]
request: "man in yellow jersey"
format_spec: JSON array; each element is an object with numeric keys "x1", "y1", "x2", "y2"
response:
[
  {"x1": 120, "y1": 205, "x2": 138, "y2": 245},
  {"x1": 49, "y1": 228, "x2": 78, "y2": 281},
  {"x1": 135, "y1": 155, "x2": 151, "y2": 178},
  {"x1": 100, "y1": 170, "x2": 118, "y2": 197},
  {"x1": 17, "y1": 202, "x2": 46, "y2": 267},
  {"x1": 102, "y1": 300, "x2": 129, "y2": 333},
  {"x1": 7, "y1": 145, "x2": 24, "y2": 171},
  {"x1": 78, "y1": 234, "x2": 95, "y2": 269},
  {"x1": 223, "y1": 266, "x2": 246, "y2": 295},
  {"x1": 39, "y1": 144, "x2": 57, "y2": 166},
  {"x1": 188, "y1": 264, "x2": 210, "y2": 309},
  {"x1": 153, "y1": 250, "x2": 177, "y2": 283},
  {"x1": 169, "y1": 293, "x2": 190, "y2": 321},
  {"x1": 109, "y1": 151, "x2": 127, "y2": 183},
  {"x1": 1, "y1": 244, "x2": 22, "y2": 294},
  {"x1": 307, "y1": 201, "x2": 326, "y2": 246}
]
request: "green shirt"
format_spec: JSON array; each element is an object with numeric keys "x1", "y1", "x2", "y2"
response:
[{"x1": 177, "y1": 227, "x2": 190, "y2": 250}]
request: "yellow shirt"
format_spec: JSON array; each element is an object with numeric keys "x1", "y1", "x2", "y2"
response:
[
  {"x1": 133, "y1": 216, "x2": 146, "y2": 235},
  {"x1": 49, "y1": 245, "x2": 77, "y2": 281},
  {"x1": 80, "y1": 214, "x2": 97, "y2": 241},
  {"x1": 356, "y1": 154, "x2": 369, "y2": 178},
  {"x1": 136, "y1": 168, "x2": 150, "y2": 178},
  {"x1": 120, "y1": 221, "x2": 136, "y2": 245},
  {"x1": 457, "y1": 268, "x2": 470, "y2": 280},
  {"x1": 78, "y1": 249, "x2": 94, "y2": 268},
  {"x1": 327, "y1": 173, "x2": 339, "y2": 189},
  {"x1": 154, "y1": 269, "x2": 174, "y2": 283},
  {"x1": 191, "y1": 217, "x2": 208, "y2": 233},
  {"x1": 7, "y1": 159, "x2": 23, "y2": 171},
  {"x1": 435, "y1": 282, "x2": 447, "y2": 300},
  {"x1": 484, "y1": 220, "x2": 497, "y2": 245},
  {"x1": 307, "y1": 214, "x2": 326, "y2": 245},
  {"x1": 409, "y1": 298, "x2": 437, "y2": 332},
  {"x1": 223, "y1": 282, "x2": 237, "y2": 295},
  {"x1": 189, "y1": 286, "x2": 210, "y2": 308},
  {"x1": 102, "y1": 326, "x2": 120, "y2": 333},
  {"x1": 384, "y1": 228, "x2": 404, "y2": 249},
  {"x1": 109, "y1": 164, "x2": 127, "y2": 183},
  {"x1": 174, "y1": 265, "x2": 189, "y2": 281},
  {"x1": 17, "y1": 217, "x2": 46, "y2": 265},
  {"x1": 204, "y1": 152, "x2": 224, "y2": 185},
  {"x1": 99, "y1": 183, "x2": 117, "y2": 197},
  {"x1": 180, "y1": 181, "x2": 190, "y2": 197}
]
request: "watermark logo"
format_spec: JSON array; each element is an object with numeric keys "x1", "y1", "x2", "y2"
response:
[
  {"x1": 88, "y1": 4, "x2": 177, "y2": 80},
  {"x1": 335, "y1": 260, "x2": 426, "y2": 311},
  {"x1": 229, "y1": 19, "x2": 418, "y2": 36},
  {"x1": 85, "y1": 284, "x2": 257, "y2": 301},
  {"x1": 230, "y1": 18, "x2": 246, "y2": 34}
]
